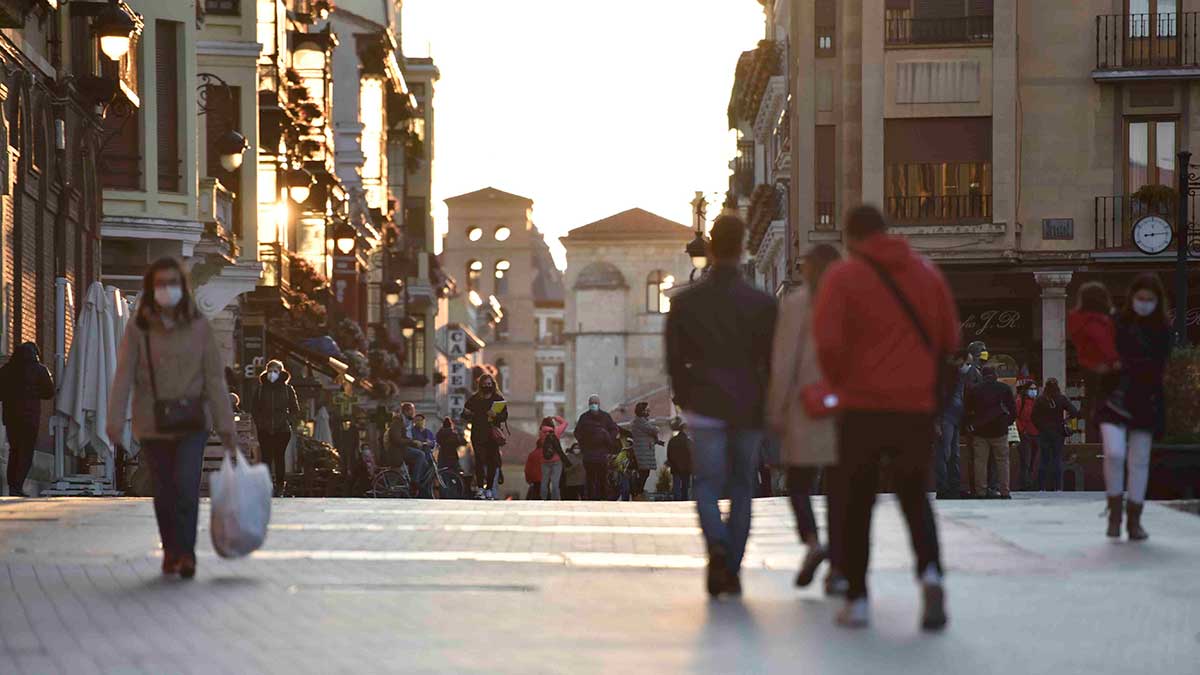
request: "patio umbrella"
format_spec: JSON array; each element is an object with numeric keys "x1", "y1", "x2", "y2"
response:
[
  {"x1": 314, "y1": 406, "x2": 334, "y2": 445},
  {"x1": 105, "y1": 287, "x2": 135, "y2": 455},
  {"x1": 56, "y1": 283, "x2": 123, "y2": 470}
]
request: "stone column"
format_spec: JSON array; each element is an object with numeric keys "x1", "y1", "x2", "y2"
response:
[
  {"x1": 861, "y1": 0, "x2": 886, "y2": 207},
  {"x1": 993, "y1": 0, "x2": 1018, "y2": 249},
  {"x1": 1035, "y1": 272, "x2": 1073, "y2": 386}
]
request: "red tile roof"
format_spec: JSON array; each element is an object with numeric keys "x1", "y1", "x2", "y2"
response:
[{"x1": 564, "y1": 208, "x2": 694, "y2": 242}]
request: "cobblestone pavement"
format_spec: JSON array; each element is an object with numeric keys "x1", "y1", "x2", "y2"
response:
[{"x1": 1, "y1": 494, "x2": 1198, "y2": 674}]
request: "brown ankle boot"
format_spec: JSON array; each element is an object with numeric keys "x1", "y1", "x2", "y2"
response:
[
  {"x1": 1105, "y1": 495, "x2": 1123, "y2": 538},
  {"x1": 1126, "y1": 501, "x2": 1148, "y2": 541}
]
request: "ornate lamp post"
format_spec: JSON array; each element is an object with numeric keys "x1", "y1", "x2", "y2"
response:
[
  {"x1": 197, "y1": 72, "x2": 249, "y2": 172},
  {"x1": 1174, "y1": 151, "x2": 1200, "y2": 346},
  {"x1": 687, "y1": 191, "x2": 710, "y2": 281}
]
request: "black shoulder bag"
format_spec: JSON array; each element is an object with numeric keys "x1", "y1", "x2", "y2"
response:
[
  {"x1": 145, "y1": 332, "x2": 206, "y2": 434},
  {"x1": 860, "y1": 256, "x2": 958, "y2": 415}
]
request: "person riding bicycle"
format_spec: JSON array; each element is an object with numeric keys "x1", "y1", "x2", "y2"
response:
[{"x1": 386, "y1": 402, "x2": 432, "y2": 497}]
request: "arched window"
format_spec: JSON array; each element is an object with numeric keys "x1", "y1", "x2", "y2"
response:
[
  {"x1": 494, "y1": 226, "x2": 511, "y2": 241},
  {"x1": 466, "y1": 259, "x2": 483, "y2": 293},
  {"x1": 646, "y1": 270, "x2": 674, "y2": 314},
  {"x1": 494, "y1": 259, "x2": 510, "y2": 295},
  {"x1": 467, "y1": 227, "x2": 482, "y2": 242}
]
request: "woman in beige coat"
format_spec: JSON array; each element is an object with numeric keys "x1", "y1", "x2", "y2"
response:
[
  {"x1": 107, "y1": 258, "x2": 237, "y2": 580},
  {"x1": 766, "y1": 244, "x2": 845, "y2": 594}
]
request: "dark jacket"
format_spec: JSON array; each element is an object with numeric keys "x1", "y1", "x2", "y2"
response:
[
  {"x1": 666, "y1": 266, "x2": 777, "y2": 426},
  {"x1": 1100, "y1": 316, "x2": 1171, "y2": 435},
  {"x1": 964, "y1": 378, "x2": 1016, "y2": 438},
  {"x1": 252, "y1": 369, "x2": 300, "y2": 435},
  {"x1": 666, "y1": 431, "x2": 693, "y2": 474},
  {"x1": 1032, "y1": 394, "x2": 1080, "y2": 439},
  {"x1": 462, "y1": 391, "x2": 507, "y2": 447},
  {"x1": 574, "y1": 409, "x2": 619, "y2": 463},
  {"x1": 0, "y1": 342, "x2": 54, "y2": 426}
]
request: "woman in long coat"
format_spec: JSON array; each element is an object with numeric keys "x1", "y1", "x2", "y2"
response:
[{"x1": 766, "y1": 244, "x2": 844, "y2": 594}]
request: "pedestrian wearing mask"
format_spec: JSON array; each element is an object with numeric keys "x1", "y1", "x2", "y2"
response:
[
  {"x1": 387, "y1": 402, "x2": 432, "y2": 497},
  {"x1": 629, "y1": 401, "x2": 662, "y2": 499},
  {"x1": 1032, "y1": 378, "x2": 1080, "y2": 492},
  {"x1": 107, "y1": 257, "x2": 237, "y2": 579},
  {"x1": 960, "y1": 341, "x2": 991, "y2": 497},
  {"x1": 252, "y1": 359, "x2": 300, "y2": 495},
  {"x1": 964, "y1": 366, "x2": 1017, "y2": 499},
  {"x1": 666, "y1": 420, "x2": 694, "y2": 501},
  {"x1": 766, "y1": 243, "x2": 846, "y2": 594},
  {"x1": 462, "y1": 375, "x2": 507, "y2": 499},
  {"x1": 435, "y1": 417, "x2": 464, "y2": 473},
  {"x1": 537, "y1": 415, "x2": 568, "y2": 500},
  {"x1": 561, "y1": 442, "x2": 587, "y2": 500},
  {"x1": 934, "y1": 350, "x2": 968, "y2": 500},
  {"x1": 666, "y1": 214, "x2": 777, "y2": 598},
  {"x1": 1014, "y1": 381, "x2": 1040, "y2": 491},
  {"x1": 812, "y1": 206, "x2": 957, "y2": 631},
  {"x1": 0, "y1": 342, "x2": 54, "y2": 496},
  {"x1": 574, "y1": 395, "x2": 619, "y2": 500},
  {"x1": 1098, "y1": 274, "x2": 1171, "y2": 540}
]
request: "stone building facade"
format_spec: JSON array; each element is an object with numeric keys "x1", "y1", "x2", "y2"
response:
[{"x1": 561, "y1": 209, "x2": 693, "y2": 423}]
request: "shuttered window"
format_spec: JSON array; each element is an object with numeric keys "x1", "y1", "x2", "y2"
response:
[
  {"x1": 816, "y1": 126, "x2": 836, "y2": 229},
  {"x1": 884, "y1": 118, "x2": 992, "y2": 224},
  {"x1": 816, "y1": 0, "x2": 836, "y2": 55},
  {"x1": 156, "y1": 21, "x2": 181, "y2": 193}
]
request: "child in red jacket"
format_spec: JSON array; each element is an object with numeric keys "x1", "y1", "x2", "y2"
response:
[{"x1": 1067, "y1": 282, "x2": 1130, "y2": 421}]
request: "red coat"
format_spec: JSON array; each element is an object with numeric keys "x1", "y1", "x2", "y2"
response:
[
  {"x1": 813, "y1": 234, "x2": 961, "y2": 414},
  {"x1": 1015, "y1": 395, "x2": 1038, "y2": 436},
  {"x1": 1067, "y1": 309, "x2": 1119, "y2": 371}
]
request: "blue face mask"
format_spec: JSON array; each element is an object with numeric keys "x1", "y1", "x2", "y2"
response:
[{"x1": 589, "y1": 404, "x2": 600, "y2": 413}]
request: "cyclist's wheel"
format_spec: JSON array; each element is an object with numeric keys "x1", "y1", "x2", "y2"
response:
[
  {"x1": 371, "y1": 469, "x2": 411, "y2": 498},
  {"x1": 437, "y1": 469, "x2": 465, "y2": 500}
]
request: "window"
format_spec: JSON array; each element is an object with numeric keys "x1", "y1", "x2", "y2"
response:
[
  {"x1": 816, "y1": 125, "x2": 836, "y2": 230},
  {"x1": 466, "y1": 260, "x2": 482, "y2": 293},
  {"x1": 205, "y1": 0, "x2": 239, "y2": 14},
  {"x1": 1126, "y1": 118, "x2": 1177, "y2": 194},
  {"x1": 495, "y1": 358, "x2": 509, "y2": 392},
  {"x1": 494, "y1": 259, "x2": 510, "y2": 295},
  {"x1": 206, "y1": 85, "x2": 242, "y2": 236},
  {"x1": 884, "y1": 117, "x2": 992, "y2": 224},
  {"x1": 360, "y1": 78, "x2": 385, "y2": 209},
  {"x1": 1128, "y1": 0, "x2": 1177, "y2": 38},
  {"x1": 537, "y1": 364, "x2": 564, "y2": 393},
  {"x1": 540, "y1": 317, "x2": 564, "y2": 345},
  {"x1": 405, "y1": 318, "x2": 426, "y2": 375},
  {"x1": 816, "y1": 0, "x2": 835, "y2": 56},
  {"x1": 495, "y1": 226, "x2": 511, "y2": 241},
  {"x1": 467, "y1": 227, "x2": 482, "y2": 241},
  {"x1": 156, "y1": 21, "x2": 182, "y2": 192},
  {"x1": 646, "y1": 271, "x2": 674, "y2": 314}
]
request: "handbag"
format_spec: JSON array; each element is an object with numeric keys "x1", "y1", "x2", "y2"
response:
[
  {"x1": 859, "y1": 256, "x2": 959, "y2": 415},
  {"x1": 801, "y1": 380, "x2": 841, "y2": 418},
  {"x1": 490, "y1": 423, "x2": 509, "y2": 447},
  {"x1": 145, "y1": 332, "x2": 206, "y2": 434}
]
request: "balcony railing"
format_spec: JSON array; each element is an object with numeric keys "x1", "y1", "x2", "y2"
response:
[
  {"x1": 816, "y1": 201, "x2": 836, "y2": 231},
  {"x1": 1094, "y1": 194, "x2": 1189, "y2": 250},
  {"x1": 885, "y1": 15, "x2": 993, "y2": 46},
  {"x1": 1095, "y1": 13, "x2": 1200, "y2": 71},
  {"x1": 886, "y1": 194, "x2": 992, "y2": 225}
]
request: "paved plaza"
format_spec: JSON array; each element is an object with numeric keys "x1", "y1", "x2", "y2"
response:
[{"x1": 0, "y1": 493, "x2": 1198, "y2": 674}]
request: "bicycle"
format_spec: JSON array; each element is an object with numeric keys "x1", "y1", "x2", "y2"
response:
[
  {"x1": 360, "y1": 444, "x2": 411, "y2": 498},
  {"x1": 360, "y1": 444, "x2": 466, "y2": 499},
  {"x1": 411, "y1": 444, "x2": 467, "y2": 499}
]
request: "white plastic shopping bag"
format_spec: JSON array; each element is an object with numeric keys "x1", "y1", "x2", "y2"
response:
[{"x1": 210, "y1": 449, "x2": 272, "y2": 558}]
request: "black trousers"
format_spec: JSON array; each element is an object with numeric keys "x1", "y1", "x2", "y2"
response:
[
  {"x1": 787, "y1": 467, "x2": 843, "y2": 570},
  {"x1": 4, "y1": 420, "x2": 37, "y2": 494},
  {"x1": 258, "y1": 431, "x2": 292, "y2": 488},
  {"x1": 632, "y1": 469, "x2": 651, "y2": 496},
  {"x1": 476, "y1": 443, "x2": 501, "y2": 491},
  {"x1": 837, "y1": 411, "x2": 942, "y2": 601},
  {"x1": 584, "y1": 460, "x2": 607, "y2": 500}
]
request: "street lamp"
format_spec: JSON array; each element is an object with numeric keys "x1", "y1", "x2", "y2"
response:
[
  {"x1": 94, "y1": 2, "x2": 136, "y2": 61},
  {"x1": 383, "y1": 279, "x2": 402, "y2": 307},
  {"x1": 285, "y1": 167, "x2": 314, "y2": 204},
  {"x1": 400, "y1": 316, "x2": 418, "y2": 339},
  {"x1": 197, "y1": 73, "x2": 249, "y2": 172},
  {"x1": 327, "y1": 219, "x2": 356, "y2": 255},
  {"x1": 215, "y1": 130, "x2": 249, "y2": 171},
  {"x1": 688, "y1": 191, "x2": 710, "y2": 280}
]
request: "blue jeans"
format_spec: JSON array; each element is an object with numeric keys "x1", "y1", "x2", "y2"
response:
[
  {"x1": 617, "y1": 472, "x2": 632, "y2": 501},
  {"x1": 672, "y1": 472, "x2": 692, "y2": 500},
  {"x1": 691, "y1": 428, "x2": 761, "y2": 574},
  {"x1": 1039, "y1": 434, "x2": 1065, "y2": 491},
  {"x1": 934, "y1": 418, "x2": 961, "y2": 495},
  {"x1": 141, "y1": 432, "x2": 209, "y2": 558}
]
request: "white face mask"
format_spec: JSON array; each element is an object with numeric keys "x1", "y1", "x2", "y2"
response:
[
  {"x1": 155, "y1": 284, "x2": 183, "y2": 309},
  {"x1": 1027, "y1": 389, "x2": 1038, "y2": 398},
  {"x1": 1132, "y1": 299, "x2": 1158, "y2": 317},
  {"x1": 268, "y1": 371, "x2": 280, "y2": 383}
]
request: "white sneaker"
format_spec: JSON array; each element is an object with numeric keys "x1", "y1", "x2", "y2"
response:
[{"x1": 835, "y1": 598, "x2": 869, "y2": 629}]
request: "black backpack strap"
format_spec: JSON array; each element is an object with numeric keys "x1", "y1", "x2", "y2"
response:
[{"x1": 858, "y1": 255, "x2": 935, "y2": 353}]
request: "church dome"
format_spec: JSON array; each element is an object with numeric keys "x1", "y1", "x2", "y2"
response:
[{"x1": 574, "y1": 261, "x2": 627, "y2": 290}]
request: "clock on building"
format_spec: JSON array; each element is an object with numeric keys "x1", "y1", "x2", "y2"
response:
[{"x1": 1132, "y1": 215, "x2": 1173, "y2": 255}]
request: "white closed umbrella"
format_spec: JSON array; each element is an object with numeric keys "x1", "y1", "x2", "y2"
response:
[
  {"x1": 105, "y1": 287, "x2": 135, "y2": 456},
  {"x1": 56, "y1": 283, "x2": 123, "y2": 474},
  {"x1": 314, "y1": 406, "x2": 334, "y2": 446}
]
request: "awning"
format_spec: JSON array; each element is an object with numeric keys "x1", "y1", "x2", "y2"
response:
[{"x1": 265, "y1": 329, "x2": 374, "y2": 394}]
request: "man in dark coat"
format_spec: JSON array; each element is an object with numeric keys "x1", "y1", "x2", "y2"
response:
[
  {"x1": 666, "y1": 215, "x2": 777, "y2": 597},
  {"x1": 964, "y1": 366, "x2": 1017, "y2": 499},
  {"x1": 0, "y1": 342, "x2": 54, "y2": 496},
  {"x1": 252, "y1": 359, "x2": 300, "y2": 494},
  {"x1": 574, "y1": 394, "x2": 618, "y2": 500},
  {"x1": 666, "y1": 420, "x2": 694, "y2": 501}
]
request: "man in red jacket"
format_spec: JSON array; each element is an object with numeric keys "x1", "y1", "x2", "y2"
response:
[{"x1": 813, "y1": 205, "x2": 959, "y2": 632}]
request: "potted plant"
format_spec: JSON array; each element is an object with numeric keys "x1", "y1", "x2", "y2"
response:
[{"x1": 1132, "y1": 184, "x2": 1178, "y2": 214}]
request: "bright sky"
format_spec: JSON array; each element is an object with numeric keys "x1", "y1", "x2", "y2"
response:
[{"x1": 400, "y1": 0, "x2": 766, "y2": 269}]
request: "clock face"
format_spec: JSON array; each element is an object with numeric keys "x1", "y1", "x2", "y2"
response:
[{"x1": 1132, "y1": 216, "x2": 1173, "y2": 255}]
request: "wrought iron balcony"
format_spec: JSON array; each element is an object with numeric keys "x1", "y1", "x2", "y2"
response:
[
  {"x1": 1095, "y1": 13, "x2": 1200, "y2": 75},
  {"x1": 1093, "y1": 194, "x2": 1188, "y2": 251},
  {"x1": 885, "y1": 194, "x2": 992, "y2": 225},
  {"x1": 885, "y1": 15, "x2": 993, "y2": 46}
]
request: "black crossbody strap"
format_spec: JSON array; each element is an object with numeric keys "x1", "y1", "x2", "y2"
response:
[
  {"x1": 858, "y1": 255, "x2": 935, "y2": 354},
  {"x1": 143, "y1": 331, "x2": 160, "y2": 401}
]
